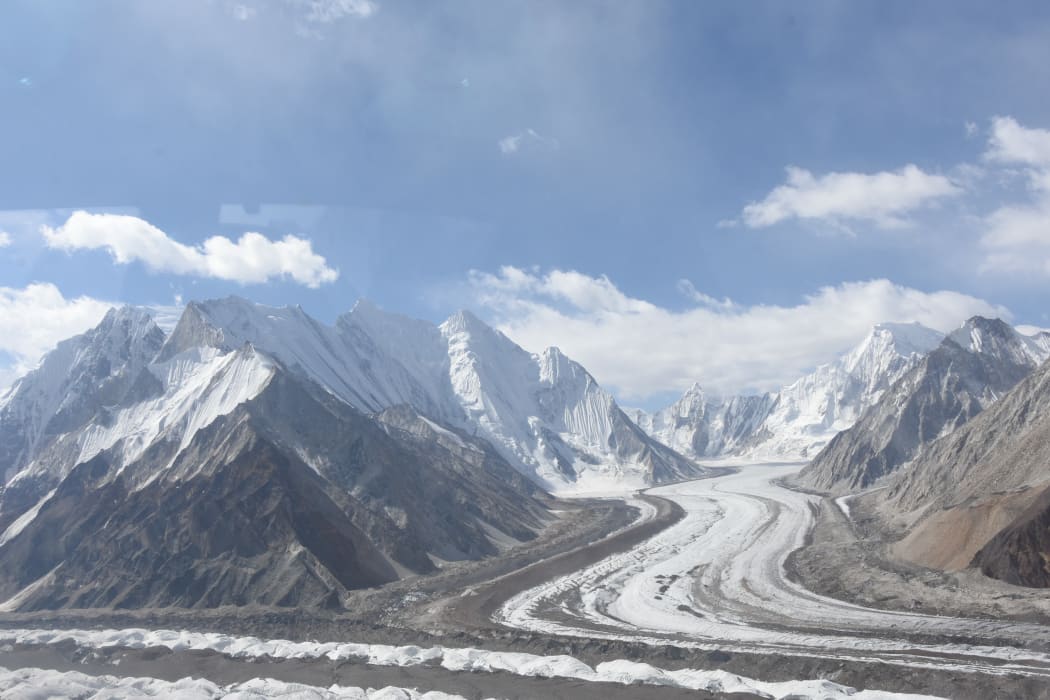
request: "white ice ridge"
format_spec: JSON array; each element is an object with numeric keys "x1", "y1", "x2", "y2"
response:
[
  {"x1": 0, "y1": 628, "x2": 944, "y2": 700},
  {"x1": 0, "y1": 665, "x2": 467, "y2": 700}
]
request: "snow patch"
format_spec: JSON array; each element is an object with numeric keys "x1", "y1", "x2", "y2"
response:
[{"x1": 0, "y1": 489, "x2": 54, "y2": 546}]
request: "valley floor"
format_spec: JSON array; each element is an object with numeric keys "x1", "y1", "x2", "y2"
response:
[{"x1": 4, "y1": 464, "x2": 1050, "y2": 698}]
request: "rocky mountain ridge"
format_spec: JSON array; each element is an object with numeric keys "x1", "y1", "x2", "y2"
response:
[{"x1": 795, "y1": 317, "x2": 1050, "y2": 495}]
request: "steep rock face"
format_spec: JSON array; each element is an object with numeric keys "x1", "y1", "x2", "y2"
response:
[
  {"x1": 0, "y1": 342, "x2": 275, "y2": 535},
  {"x1": 971, "y1": 486, "x2": 1050, "y2": 588},
  {"x1": 865, "y1": 356, "x2": 1050, "y2": 580},
  {"x1": 796, "y1": 317, "x2": 1050, "y2": 495},
  {"x1": 0, "y1": 432, "x2": 397, "y2": 611},
  {"x1": 165, "y1": 297, "x2": 698, "y2": 491},
  {"x1": 0, "y1": 307, "x2": 165, "y2": 483},
  {"x1": 0, "y1": 366, "x2": 551, "y2": 611}
]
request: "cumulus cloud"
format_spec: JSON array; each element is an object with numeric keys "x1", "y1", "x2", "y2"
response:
[
  {"x1": 41, "y1": 211, "x2": 339, "y2": 288},
  {"x1": 468, "y1": 266, "x2": 1005, "y2": 400},
  {"x1": 739, "y1": 165, "x2": 962, "y2": 230},
  {"x1": 0, "y1": 232, "x2": 10, "y2": 247},
  {"x1": 985, "y1": 116, "x2": 1050, "y2": 167},
  {"x1": 979, "y1": 117, "x2": 1050, "y2": 276},
  {"x1": 0, "y1": 283, "x2": 114, "y2": 389},
  {"x1": 498, "y1": 128, "x2": 559, "y2": 155}
]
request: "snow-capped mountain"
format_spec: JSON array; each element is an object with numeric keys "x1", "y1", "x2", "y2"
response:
[
  {"x1": 630, "y1": 322, "x2": 944, "y2": 461},
  {"x1": 875, "y1": 355, "x2": 1050, "y2": 581},
  {"x1": 162, "y1": 297, "x2": 698, "y2": 492},
  {"x1": 626, "y1": 385, "x2": 774, "y2": 459},
  {"x1": 0, "y1": 301, "x2": 557, "y2": 610},
  {"x1": 795, "y1": 316, "x2": 1050, "y2": 495},
  {"x1": 749, "y1": 322, "x2": 945, "y2": 458},
  {"x1": 0, "y1": 307, "x2": 165, "y2": 485}
]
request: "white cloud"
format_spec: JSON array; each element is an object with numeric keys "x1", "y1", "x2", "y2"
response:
[
  {"x1": 41, "y1": 211, "x2": 339, "y2": 288},
  {"x1": 498, "y1": 128, "x2": 558, "y2": 155},
  {"x1": 468, "y1": 266, "x2": 1005, "y2": 401},
  {"x1": 739, "y1": 164, "x2": 962, "y2": 229},
  {"x1": 965, "y1": 121, "x2": 979, "y2": 139},
  {"x1": 0, "y1": 232, "x2": 10, "y2": 247},
  {"x1": 0, "y1": 283, "x2": 114, "y2": 389},
  {"x1": 980, "y1": 198, "x2": 1050, "y2": 275},
  {"x1": 985, "y1": 116, "x2": 1050, "y2": 168},
  {"x1": 979, "y1": 117, "x2": 1050, "y2": 276}
]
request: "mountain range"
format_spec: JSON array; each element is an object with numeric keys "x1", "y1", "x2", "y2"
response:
[
  {"x1": 628, "y1": 322, "x2": 946, "y2": 461},
  {"x1": 0, "y1": 297, "x2": 700, "y2": 610},
  {"x1": 4, "y1": 296, "x2": 1049, "y2": 608}
]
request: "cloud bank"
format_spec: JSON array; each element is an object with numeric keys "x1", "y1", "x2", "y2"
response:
[
  {"x1": 469, "y1": 266, "x2": 1006, "y2": 401},
  {"x1": 41, "y1": 211, "x2": 338, "y2": 288}
]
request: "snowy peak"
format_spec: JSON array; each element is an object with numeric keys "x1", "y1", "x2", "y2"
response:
[
  {"x1": 633, "y1": 321, "x2": 945, "y2": 461},
  {"x1": 537, "y1": 347, "x2": 592, "y2": 388},
  {"x1": 672, "y1": 382, "x2": 708, "y2": 418},
  {"x1": 843, "y1": 322, "x2": 943, "y2": 377},
  {"x1": 440, "y1": 308, "x2": 490, "y2": 336},
  {"x1": 157, "y1": 301, "x2": 230, "y2": 360},
  {"x1": 439, "y1": 309, "x2": 531, "y2": 367},
  {"x1": 0, "y1": 306, "x2": 166, "y2": 479},
  {"x1": 947, "y1": 316, "x2": 1050, "y2": 366},
  {"x1": 797, "y1": 316, "x2": 1049, "y2": 495}
]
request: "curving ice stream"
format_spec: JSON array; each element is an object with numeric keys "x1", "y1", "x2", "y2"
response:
[{"x1": 496, "y1": 463, "x2": 1050, "y2": 679}]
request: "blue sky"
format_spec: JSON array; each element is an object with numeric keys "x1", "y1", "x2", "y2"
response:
[{"x1": 2, "y1": 1, "x2": 1050, "y2": 404}]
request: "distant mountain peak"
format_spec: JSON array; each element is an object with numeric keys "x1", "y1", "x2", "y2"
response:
[
  {"x1": 867, "y1": 321, "x2": 944, "y2": 355},
  {"x1": 634, "y1": 319, "x2": 946, "y2": 461},
  {"x1": 440, "y1": 308, "x2": 491, "y2": 335}
]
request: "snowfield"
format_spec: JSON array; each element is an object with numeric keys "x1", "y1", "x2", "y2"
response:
[{"x1": 497, "y1": 463, "x2": 1050, "y2": 678}]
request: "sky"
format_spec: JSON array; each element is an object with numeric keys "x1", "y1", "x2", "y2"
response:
[{"x1": 2, "y1": 0, "x2": 1050, "y2": 406}]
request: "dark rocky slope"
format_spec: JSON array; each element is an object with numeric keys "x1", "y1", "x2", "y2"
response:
[{"x1": 0, "y1": 369, "x2": 550, "y2": 611}]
